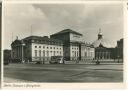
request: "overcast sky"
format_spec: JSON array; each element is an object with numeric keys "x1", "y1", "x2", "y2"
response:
[{"x1": 3, "y1": 3, "x2": 123, "y2": 49}]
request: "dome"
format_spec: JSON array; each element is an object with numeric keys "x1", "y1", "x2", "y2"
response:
[
  {"x1": 98, "y1": 29, "x2": 102, "y2": 36},
  {"x1": 92, "y1": 29, "x2": 114, "y2": 48},
  {"x1": 92, "y1": 38, "x2": 113, "y2": 48}
]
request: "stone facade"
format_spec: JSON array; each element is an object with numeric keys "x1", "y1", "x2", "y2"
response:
[
  {"x1": 116, "y1": 38, "x2": 123, "y2": 59},
  {"x1": 11, "y1": 29, "x2": 95, "y2": 62},
  {"x1": 92, "y1": 30, "x2": 115, "y2": 60},
  {"x1": 11, "y1": 36, "x2": 63, "y2": 62},
  {"x1": 50, "y1": 29, "x2": 95, "y2": 61}
]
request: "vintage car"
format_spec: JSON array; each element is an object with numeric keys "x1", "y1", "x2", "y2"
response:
[{"x1": 49, "y1": 56, "x2": 65, "y2": 64}]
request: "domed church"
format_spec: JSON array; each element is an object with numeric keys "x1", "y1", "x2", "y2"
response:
[{"x1": 92, "y1": 29, "x2": 115, "y2": 59}]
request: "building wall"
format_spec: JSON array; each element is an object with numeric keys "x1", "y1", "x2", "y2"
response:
[
  {"x1": 63, "y1": 44, "x2": 70, "y2": 60},
  {"x1": 70, "y1": 44, "x2": 79, "y2": 60},
  {"x1": 11, "y1": 31, "x2": 95, "y2": 63},
  {"x1": 50, "y1": 33, "x2": 70, "y2": 42},
  {"x1": 95, "y1": 47, "x2": 111, "y2": 59},
  {"x1": 4, "y1": 50, "x2": 11, "y2": 63},
  {"x1": 81, "y1": 45, "x2": 95, "y2": 60},
  {"x1": 116, "y1": 39, "x2": 123, "y2": 59},
  {"x1": 51, "y1": 32, "x2": 95, "y2": 61},
  {"x1": 51, "y1": 32, "x2": 83, "y2": 60},
  {"x1": 24, "y1": 43, "x2": 32, "y2": 62},
  {"x1": 70, "y1": 33, "x2": 82, "y2": 42},
  {"x1": 12, "y1": 46, "x2": 22, "y2": 60},
  {"x1": 31, "y1": 43, "x2": 63, "y2": 62}
]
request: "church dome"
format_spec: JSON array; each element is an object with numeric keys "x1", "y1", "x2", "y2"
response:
[
  {"x1": 92, "y1": 38, "x2": 113, "y2": 48},
  {"x1": 92, "y1": 29, "x2": 113, "y2": 48}
]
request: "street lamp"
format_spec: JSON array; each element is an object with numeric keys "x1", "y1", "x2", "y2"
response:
[{"x1": 21, "y1": 41, "x2": 25, "y2": 63}]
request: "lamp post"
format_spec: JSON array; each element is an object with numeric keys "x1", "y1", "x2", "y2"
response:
[{"x1": 21, "y1": 41, "x2": 25, "y2": 63}]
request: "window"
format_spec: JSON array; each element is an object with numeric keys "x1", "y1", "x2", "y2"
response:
[
  {"x1": 60, "y1": 48, "x2": 61, "y2": 50},
  {"x1": 91, "y1": 52, "x2": 93, "y2": 57},
  {"x1": 60, "y1": 52, "x2": 61, "y2": 55},
  {"x1": 39, "y1": 46, "x2": 41, "y2": 48},
  {"x1": 43, "y1": 46, "x2": 45, "y2": 48},
  {"x1": 35, "y1": 46, "x2": 37, "y2": 48},
  {"x1": 47, "y1": 51, "x2": 49, "y2": 57},
  {"x1": 43, "y1": 50, "x2": 45, "y2": 57},
  {"x1": 50, "y1": 47, "x2": 52, "y2": 49},
  {"x1": 74, "y1": 51, "x2": 76, "y2": 57},
  {"x1": 39, "y1": 50, "x2": 41, "y2": 57},
  {"x1": 85, "y1": 52, "x2": 87, "y2": 57},
  {"x1": 72, "y1": 51, "x2": 74, "y2": 57},
  {"x1": 77, "y1": 52, "x2": 79, "y2": 57},
  {"x1": 35, "y1": 50, "x2": 37, "y2": 57},
  {"x1": 50, "y1": 51, "x2": 52, "y2": 56},
  {"x1": 47, "y1": 47, "x2": 49, "y2": 49},
  {"x1": 54, "y1": 51, "x2": 55, "y2": 56},
  {"x1": 54, "y1": 47, "x2": 55, "y2": 49}
]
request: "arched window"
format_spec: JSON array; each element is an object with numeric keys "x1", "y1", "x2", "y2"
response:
[
  {"x1": 39, "y1": 50, "x2": 41, "y2": 57},
  {"x1": 43, "y1": 50, "x2": 45, "y2": 57},
  {"x1": 35, "y1": 50, "x2": 37, "y2": 57},
  {"x1": 47, "y1": 51, "x2": 49, "y2": 57},
  {"x1": 54, "y1": 51, "x2": 55, "y2": 56}
]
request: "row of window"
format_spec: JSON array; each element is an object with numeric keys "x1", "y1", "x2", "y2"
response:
[
  {"x1": 35, "y1": 46, "x2": 62, "y2": 50},
  {"x1": 72, "y1": 47, "x2": 79, "y2": 50},
  {"x1": 84, "y1": 52, "x2": 94, "y2": 57},
  {"x1": 72, "y1": 51, "x2": 79, "y2": 57},
  {"x1": 72, "y1": 51, "x2": 94, "y2": 57},
  {"x1": 35, "y1": 50, "x2": 62, "y2": 57},
  {"x1": 31, "y1": 39, "x2": 62, "y2": 45}
]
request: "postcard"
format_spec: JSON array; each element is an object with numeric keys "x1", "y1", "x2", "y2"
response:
[{"x1": 1, "y1": 1, "x2": 128, "y2": 90}]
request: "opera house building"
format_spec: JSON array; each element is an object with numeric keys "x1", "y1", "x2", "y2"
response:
[{"x1": 11, "y1": 29, "x2": 95, "y2": 63}]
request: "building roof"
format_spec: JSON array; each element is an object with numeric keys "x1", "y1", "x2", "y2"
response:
[
  {"x1": 11, "y1": 39, "x2": 22, "y2": 46},
  {"x1": 51, "y1": 29, "x2": 83, "y2": 36},
  {"x1": 92, "y1": 38, "x2": 113, "y2": 48},
  {"x1": 92, "y1": 29, "x2": 114, "y2": 48},
  {"x1": 23, "y1": 36, "x2": 63, "y2": 44}
]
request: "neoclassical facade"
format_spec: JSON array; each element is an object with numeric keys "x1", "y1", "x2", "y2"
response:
[
  {"x1": 11, "y1": 36, "x2": 63, "y2": 62},
  {"x1": 11, "y1": 29, "x2": 95, "y2": 63},
  {"x1": 50, "y1": 29, "x2": 95, "y2": 61}
]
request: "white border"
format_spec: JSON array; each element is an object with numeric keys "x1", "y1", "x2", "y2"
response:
[{"x1": 1, "y1": 1, "x2": 3, "y2": 90}]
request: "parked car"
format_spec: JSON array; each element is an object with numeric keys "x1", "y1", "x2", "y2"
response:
[{"x1": 49, "y1": 56, "x2": 65, "y2": 64}]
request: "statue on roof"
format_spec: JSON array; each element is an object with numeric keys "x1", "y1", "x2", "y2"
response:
[{"x1": 98, "y1": 28, "x2": 103, "y2": 40}]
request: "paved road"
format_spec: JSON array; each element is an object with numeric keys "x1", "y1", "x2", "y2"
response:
[{"x1": 4, "y1": 64, "x2": 123, "y2": 83}]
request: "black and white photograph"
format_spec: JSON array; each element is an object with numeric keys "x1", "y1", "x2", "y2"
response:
[{"x1": 3, "y1": 2, "x2": 123, "y2": 83}]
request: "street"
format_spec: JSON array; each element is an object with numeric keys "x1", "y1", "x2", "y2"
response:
[{"x1": 4, "y1": 63, "x2": 123, "y2": 83}]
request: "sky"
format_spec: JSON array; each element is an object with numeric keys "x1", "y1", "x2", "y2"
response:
[{"x1": 3, "y1": 2, "x2": 123, "y2": 49}]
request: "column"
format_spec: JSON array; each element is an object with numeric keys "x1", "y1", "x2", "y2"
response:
[
  {"x1": 108, "y1": 52, "x2": 110, "y2": 59},
  {"x1": 102, "y1": 52, "x2": 104, "y2": 59}
]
